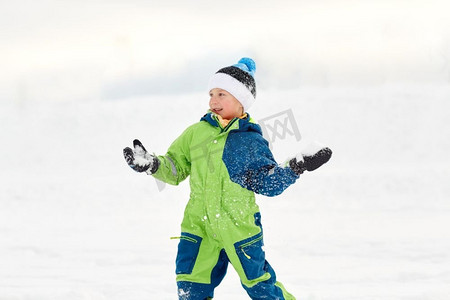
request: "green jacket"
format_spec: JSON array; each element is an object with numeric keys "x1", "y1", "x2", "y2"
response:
[{"x1": 152, "y1": 112, "x2": 299, "y2": 243}]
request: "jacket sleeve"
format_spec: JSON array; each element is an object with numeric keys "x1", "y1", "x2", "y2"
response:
[
  {"x1": 152, "y1": 126, "x2": 193, "y2": 185},
  {"x1": 223, "y1": 132, "x2": 299, "y2": 197}
]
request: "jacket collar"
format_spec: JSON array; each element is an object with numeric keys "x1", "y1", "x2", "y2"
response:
[{"x1": 200, "y1": 112, "x2": 262, "y2": 135}]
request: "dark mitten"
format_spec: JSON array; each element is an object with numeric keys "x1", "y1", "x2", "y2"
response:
[
  {"x1": 123, "y1": 139, "x2": 160, "y2": 174},
  {"x1": 289, "y1": 146, "x2": 332, "y2": 175}
]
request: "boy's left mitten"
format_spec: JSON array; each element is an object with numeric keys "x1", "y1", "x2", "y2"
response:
[
  {"x1": 289, "y1": 142, "x2": 332, "y2": 175},
  {"x1": 123, "y1": 139, "x2": 160, "y2": 174}
]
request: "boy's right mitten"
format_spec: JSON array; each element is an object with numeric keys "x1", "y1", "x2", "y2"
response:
[
  {"x1": 289, "y1": 142, "x2": 332, "y2": 175},
  {"x1": 123, "y1": 139, "x2": 160, "y2": 174}
]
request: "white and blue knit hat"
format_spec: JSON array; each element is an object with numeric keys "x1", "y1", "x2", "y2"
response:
[{"x1": 208, "y1": 57, "x2": 257, "y2": 112}]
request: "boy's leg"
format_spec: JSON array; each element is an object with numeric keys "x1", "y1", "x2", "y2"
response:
[
  {"x1": 175, "y1": 232, "x2": 229, "y2": 299},
  {"x1": 223, "y1": 232, "x2": 295, "y2": 300},
  {"x1": 239, "y1": 260, "x2": 295, "y2": 300}
]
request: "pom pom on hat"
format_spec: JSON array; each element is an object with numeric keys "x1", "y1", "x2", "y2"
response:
[
  {"x1": 208, "y1": 57, "x2": 257, "y2": 112},
  {"x1": 233, "y1": 57, "x2": 256, "y2": 77}
]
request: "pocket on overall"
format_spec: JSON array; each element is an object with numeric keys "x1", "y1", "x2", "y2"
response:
[
  {"x1": 175, "y1": 232, "x2": 203, "y2": 275},
  {"x1": 234, "y1": 231, "x2": 266, "y2": 280}
]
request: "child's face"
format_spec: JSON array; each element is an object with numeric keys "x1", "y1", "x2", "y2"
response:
[{"x1": 209, "y1": 88, "x2": 244, "y2": 119}]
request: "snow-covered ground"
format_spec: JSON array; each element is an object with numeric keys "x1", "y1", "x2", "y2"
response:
[{"x1": 1, "y1": 84, "x2": 450, "y2": 299}]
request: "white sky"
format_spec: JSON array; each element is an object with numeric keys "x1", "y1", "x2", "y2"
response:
[{"x1": 1, "y1": 0, "x2": 449, "y2": 101}]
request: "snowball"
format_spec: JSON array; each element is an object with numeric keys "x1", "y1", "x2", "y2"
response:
[{"x1": 301, "y1": 141, "x2": 327, "y2": 157}]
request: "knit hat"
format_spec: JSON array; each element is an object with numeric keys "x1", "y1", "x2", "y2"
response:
[{"x1": 208, "y1": 57, "x2": 257, "y2": 112}]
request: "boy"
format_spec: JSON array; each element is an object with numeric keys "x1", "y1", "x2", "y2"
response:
[{"x1": 123, "y1": 58, "x2": 332, "y2": 299}]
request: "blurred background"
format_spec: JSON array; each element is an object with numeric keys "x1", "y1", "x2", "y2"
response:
[{"x1": 1, "y1": 0, "x2": 449, "y2": 103}]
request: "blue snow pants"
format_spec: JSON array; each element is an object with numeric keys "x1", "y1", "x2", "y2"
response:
[{"x1": 175, "y1": 230, "x2": 295, "y2": 299}]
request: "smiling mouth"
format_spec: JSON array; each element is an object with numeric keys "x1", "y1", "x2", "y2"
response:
[{"x1": 212, "y1": 108, "x2": 223, "y2": 113}]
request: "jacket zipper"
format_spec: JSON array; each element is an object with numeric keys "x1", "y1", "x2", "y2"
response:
[
  {"x1": 222, "y1": 118, "x2": 237, "y2": 132},
  {"x1": 213, "y1": 115, "x2": 238, "y2": 133}
]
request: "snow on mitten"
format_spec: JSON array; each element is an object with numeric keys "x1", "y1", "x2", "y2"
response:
[
  {"x1": 289, "y1": 141, "x2": 332, "y2": 175},
  {"x1": 123, "y1": 139, "x2": 160, "y2": 174}
]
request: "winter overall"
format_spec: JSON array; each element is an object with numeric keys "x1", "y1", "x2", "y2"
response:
[{"x1": 152, "y1": 112, "x2": 299, "y2": 300}]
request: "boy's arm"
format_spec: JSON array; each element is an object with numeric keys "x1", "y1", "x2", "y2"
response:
[
  {"x1": 151, "y1": 127, "x2": 193, "y2": 185},
  {"x1": 225, "y1": 135, "x2": 332, "y2": 197},
  {"x1": 152, "y1": 151, "x2": 190, "y2": 186},
  {"x1": 247, "y1": 143, "x2": 332, "y2": 196},
  {"x1": 240, "y1": 137, "x2": 300, "y2": 196},
  {"x1": 225, "y1": 135, "x2": 298, "y2": 196}
]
